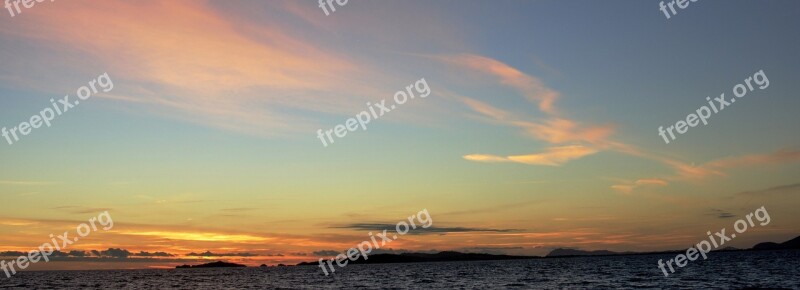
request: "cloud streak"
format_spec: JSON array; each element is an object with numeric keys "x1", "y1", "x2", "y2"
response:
[
  {"x1": 334, "y1": 223, "x2": 517, "y2": 234},
  {"x1": 464, "y1": 145, "x2": 598, "y2": 166},
  {"x1": 0, "y1": 0, "x2": 410, "y2": 137}
]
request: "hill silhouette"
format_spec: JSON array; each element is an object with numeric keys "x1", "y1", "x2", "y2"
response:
[
  {"x1": 297, "y1": 251, "x2": 535, "y2": 266},
  {"x1": 547, "y1": 235, "x2": 800, "y2": 257},
  {"x1": 752, "y1": 235, "x2": 800, "y2": 250},
  {"x1": 298, "y1": 235, "x2": 799, "y2": 266},
  {"x1": 176, "y1": 261, "x2": 247, "y2": 268}
]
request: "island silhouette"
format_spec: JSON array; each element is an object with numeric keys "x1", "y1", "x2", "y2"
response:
[
  {"x1": 176, "y1": 261, "x2": 247, "y2": 268},
  {"x1": 295, "y1": 235, "x2": 799, "y2": 266},
  {"x1": 171, "y1": 235, "x2": 798, "y2": 268}
]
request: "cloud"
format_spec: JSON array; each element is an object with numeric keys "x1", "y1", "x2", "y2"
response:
[
  {"x1": 92, "y1": 248, "x2": 131, "y2": 259},
  {"x1": 635, "y1": 179, "x2": 669, "y2": 186},
  {"x1": 50, "y1": 206, "x2": 113, "y2": 214},
  {"x1": 0, "y1": 180, "x2": 53, "y2": 186},
  {"x1": 66, "y1": 251, "x2": 89, "y2": 257},
  {"x1": 708, "y1": 209, "x2": 736, "y2": 219},
  {"x1": 438, "y1": 54, "x2": 560, "y2": 114},
  {"x1": 736, "y1": 183, "x2": 800, "y2": 197},
  {"x1": 442, "y1": 54, "x2": 800, "y2": 189},
  {"x1": 132, "y1": 251, "x2": 175, "y2": 257},
  {"x1": 455, "y1": 246, "x2": 526, "y2": 255},
  {"x1": 515, "y1": 119, "x2": 616, "y2": 145},
  {"x1": 0, "y1": 251, "x2": 26, "y2": 257},
  {"x1": 703, "y1": 149, "x2": 800, "y2": 173},
  {"x1": 186, "y1": 251, "x2": 257, "y2": 257},
  {"x1": 312, "y1": 250, "x2": 341, "y2": 257},
  {"x1": 220, "y1": 208, "x2": 260, "y2": 212},
  {"x1": 464, "y1": 145, "x2": 598, "y2": 166},
  {"x1": 120, "y1": 230, "x2": 268, "y2": 242},
  {"x1": 461, "y1": 97, "x2": 511, "y2": 121},
  {"x1": 611, "y1": 178, "x2": 669, "y2": 193},
  {"x1": 2, "y1": 249, "x2": 186, "y2": 263},
  {"x1": 438, "y1": 54, "x2": 615, "y2": 167},
  {"x1": 441, "y1": 200, "x2": 543, "y2": 216},
  {"x1": 0, "y1": 0, "x2": 402, "y2": 137},
  {"x1": 334, "y1": 223, "x2": 517, "y2": 234},
  {"x1": 621, "y1": 149, "x2": 800, "y2": 193}
]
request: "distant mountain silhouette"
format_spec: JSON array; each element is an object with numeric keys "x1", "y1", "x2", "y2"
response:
[
  {"x1": 753, "y1": 236, "x2": 800, "y2": 250},
  {"x1": 297, "y1": 236, "x2": 799, "y2": 266},
  {"x1": 548, "y1": 235, "x2": 800, "y2": 258},
  {"x1": 546, "y1": 249, "x2": 632, "y2": 257},
  {"x1": 176, "y1": 261, "x2": 247, "y2": 268},
  {"x1": 297, "y1": 251, "x2": 534, "y2": 266}
]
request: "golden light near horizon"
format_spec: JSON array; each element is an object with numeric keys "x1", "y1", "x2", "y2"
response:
[{"x1": 0, "y1": 2, "x2": 798, "y2": 286}]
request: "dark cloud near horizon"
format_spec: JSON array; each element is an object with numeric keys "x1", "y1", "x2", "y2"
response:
[
  {"x1": 455, "y1": 246, "x2": 526, "y2": 255},
  {"x1": 708, "y1": 209, "x2": 736, "y2": 219},
  {"x1": 312, "y1": 250, "x2": 340, "y2": 256},
  {"x1": 1, "y1": 249, "x2": 173, "y2": 259},
  {"x1": 133, "y1": 251, "x2": 175, "y2": 257},
  {"x1": 312, "y1": 248, "x2": 439, "y2": 257},
  {"x1": 186, "y1": 251, "x2": 257, "y2": 257},
  {"x1": 333, "y1": 223, "x2": 517, "y2": 234},
  {"x1": 49, "y1": 206, "x2": 112, "y2": 214},
  {"x1": 737, "y1": 183, "x2": 800, "y2": 196},
  {"x1": 92, "y1": 248, "x2": 130, "y2": 258}
]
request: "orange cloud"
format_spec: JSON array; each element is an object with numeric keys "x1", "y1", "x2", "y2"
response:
[
  {"x1": 635, "y1": 179, "x2": 669, "y2": 186},
  {"x1": 120, "y1": 231, "x2": 270, "y2": 243},
  {"x1": 611, "y1": 178, "x2": 669, "y2": 193},
  {"x1": 442, "y1": 55, "x2": 614, "y2": 166},
  {"x1": 1, "y1": 0, "x2": 394, "y2": 136},
  {"x1": 443, "y1": 55, "x2": 800, "y2": 193},
  {"x1": 616, "y1": 149, "x2": 800, "y2": 193},
  {"x1": 515, "y1": 119, "x2": 616, "y2": 145},
  {"x1": 704, "y1": 149, "x2": 800, "y2": 171}
]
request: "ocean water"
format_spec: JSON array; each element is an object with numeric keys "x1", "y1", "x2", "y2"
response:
[{"x1": 1, "y1": 250, "x2": 798, "y2": 289}]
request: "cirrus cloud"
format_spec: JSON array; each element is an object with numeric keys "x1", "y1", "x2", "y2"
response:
[{"x1": 464, "y1": 145, "x2": 599, "y2": 166}]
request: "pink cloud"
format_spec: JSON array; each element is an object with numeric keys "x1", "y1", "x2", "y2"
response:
[{"x1": 438, "y1": 54, "x2": 560, "y2": 114}]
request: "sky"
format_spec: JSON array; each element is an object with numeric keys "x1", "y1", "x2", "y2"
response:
[{"x1": 0, "y1": 0, "x2": 799, "y2": 270}]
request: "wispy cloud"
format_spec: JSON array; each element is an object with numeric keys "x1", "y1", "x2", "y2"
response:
[
  {"x1": 442, "y1": 54, "x2": 800, "y2": 191},
  {"x1": 0, "y1": 180, "x2": 53, "y2": 186},
  {"x1": 736, "y1": 182, "x2": 800, "y2": 197},
  {"x1": 437, "y1": 54, "x2": 614, "y2": 167},
  {"x1": 51, "y1": 206, "x2": 112, "y2": 214},
  {"x1": 119, "y1": 231, "x2": 269, "y2": 243},
  {"x1": 611, "y1": 178, "x2": 669, "y2": 193},
  {"x1": 438, "y1": 54, "x2": 560, "y2": 114},
  {"x1": 464, "y1": 145, "x2": 598, "y2": 166},
  {"x1": 0, "y1": 0, "x2": 409, "y2": 137},
  {"x1": 334, "y1": 223, "x2": 517, "y2": 234},
  {"x1": 186, "y1": 251, "x2": 259, "y2": 257},
  {"x1": 707, "y1": 209, "x2": 736, "y2": 219},
  {"x1": 621, "y1": 149, "x2": 800, "y2": 193}
]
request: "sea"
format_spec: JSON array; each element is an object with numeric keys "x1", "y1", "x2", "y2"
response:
[{"x1": 1, "y1": 250, "x2": 797, "y2": 289}]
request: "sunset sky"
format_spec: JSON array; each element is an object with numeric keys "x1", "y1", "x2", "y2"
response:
[{"x1": 1, "y1": 0, "x2": 799, "y2": 270}]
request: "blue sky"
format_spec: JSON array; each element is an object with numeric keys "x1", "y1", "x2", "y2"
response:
[{"x1": 0, "y1": 0, "x2": 798, "y2": 268}]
